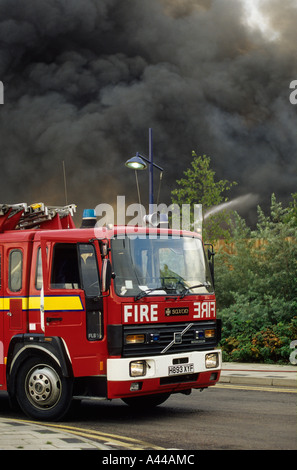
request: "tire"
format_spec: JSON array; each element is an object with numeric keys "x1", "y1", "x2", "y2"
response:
[
  {"x1": 122, "y1": 393, "x2": 170, "y2": 409},
  {"x1": 16, "y1": 356, "x2": 73, "y2": 421}
]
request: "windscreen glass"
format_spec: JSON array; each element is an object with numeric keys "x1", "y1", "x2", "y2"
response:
[{"x1": 111, "y1": 236, "x2": 213, "y2": 297}]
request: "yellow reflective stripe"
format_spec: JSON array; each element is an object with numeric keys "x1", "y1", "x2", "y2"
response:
[
  {"x1": 0, "y1": 298, "x2": 29, "y2": 310},
  {"x1": 28, "y1": 297, "x2": 41, "y2": 310},
  {"x1": 43, "y1": 296, "x2": 83, "y2": 311},
  {"x1": 0, "y1": 296, "x2": 83, "y2": 311},
  {"x1": 0, "y1": 298, "x2": 9, "y2": 310}
]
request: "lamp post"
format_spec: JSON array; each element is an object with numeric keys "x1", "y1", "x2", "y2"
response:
[{"x1": 125, "y1": 128, "x2": 163, "y2": 214}]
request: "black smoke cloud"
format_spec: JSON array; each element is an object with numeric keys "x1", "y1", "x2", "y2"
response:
[{"x1": 0, "y1": 0, "x2": 296, "y2": 224}]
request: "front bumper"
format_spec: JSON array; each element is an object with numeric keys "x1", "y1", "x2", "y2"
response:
[{"x1": 107, "y1": 349, "x2": 221, "y2": 399}]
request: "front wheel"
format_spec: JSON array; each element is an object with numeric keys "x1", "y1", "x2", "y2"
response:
[
  {"x1": 16, "y1": 356, "x2": 73, "y2": 421},
  {"x1": 122, "y1": 393, "x2": 170, "y2": 409}
]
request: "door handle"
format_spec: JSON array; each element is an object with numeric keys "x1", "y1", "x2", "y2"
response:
[
  {"x1": 7, "y1": 312, "x2": 12, "y2": 317},
  {"x1": 46, "y1": 317, "x2": 63, "y2": 323}
]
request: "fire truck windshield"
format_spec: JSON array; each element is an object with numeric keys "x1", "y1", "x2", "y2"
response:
[{"x1": 111, "y1": 235, "x2": 214, "y2": 297}]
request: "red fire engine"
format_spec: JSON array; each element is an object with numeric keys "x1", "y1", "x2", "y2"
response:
[{"x1": 0, "y1": 202, "x2": 221, "y2": 421}]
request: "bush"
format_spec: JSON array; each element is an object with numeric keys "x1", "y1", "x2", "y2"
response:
[
  {"x1": 215, "y1": 194, "x2": 297, "y2": 364},
  {"x1": 219, "y1": 316, "x2": 297, "y2": 364}
]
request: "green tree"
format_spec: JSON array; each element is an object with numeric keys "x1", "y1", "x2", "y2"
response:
[
  {"x1": 215, "y1": 194, "x2": 297, "y2": 363},
  {"x1": 171, "y1": 152, "x2": 237, "y2": 241}
]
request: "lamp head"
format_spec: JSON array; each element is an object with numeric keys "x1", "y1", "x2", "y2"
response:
[{"x1": 125, "y1": 154, "x2": 147, "y2": 170}]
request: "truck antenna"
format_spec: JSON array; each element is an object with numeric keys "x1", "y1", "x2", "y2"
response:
[{"x1": 62, "y1": 160, "x2": 68, "y2": 206}]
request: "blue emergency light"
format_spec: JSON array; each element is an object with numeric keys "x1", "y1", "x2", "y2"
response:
[{"x1": 81, "y1": 208, "x2": 97, "y2": 228}]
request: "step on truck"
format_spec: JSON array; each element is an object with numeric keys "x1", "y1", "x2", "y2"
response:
[{"x1": 0, "y1": 202, "x2": 221, "y2": 420}]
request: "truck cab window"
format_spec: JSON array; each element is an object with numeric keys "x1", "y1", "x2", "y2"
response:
[
  {"x1": 35, "y1": 247, "x2": 43, "y2": 290},
  {"x1": 51, "y1": 243, "x2": 80, "y2": 289},
  {"x1": 9, "y1": 249, "x2": 23, "y2": 292},
  {"x1": 78, "y1": 244, "x2": 100, "y2": 297}
]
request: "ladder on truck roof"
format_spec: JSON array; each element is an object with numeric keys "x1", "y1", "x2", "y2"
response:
[{"x1": 0, "y1": 202, "x2": 76, "y2": 232}]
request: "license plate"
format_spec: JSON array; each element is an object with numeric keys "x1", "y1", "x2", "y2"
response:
[{"x1": 168, "y1": 363, "x2": 194, "y2": 375}]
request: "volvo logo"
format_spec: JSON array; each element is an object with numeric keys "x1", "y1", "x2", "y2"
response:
[{"x1": 161, "y1": 323, "x2": 194, "y2": 354}]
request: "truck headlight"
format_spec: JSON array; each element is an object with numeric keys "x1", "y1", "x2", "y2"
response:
[
  {"x1": 205, "y1": 353, "x2": 219, "y2": 369},
  {"x1": 129, "y1": 360, "x2": 147, "y2": 377}
]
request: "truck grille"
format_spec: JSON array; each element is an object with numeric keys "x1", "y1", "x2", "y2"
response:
[{"x1": 123, "y1": 321, "x2": 218, "y2": 357}]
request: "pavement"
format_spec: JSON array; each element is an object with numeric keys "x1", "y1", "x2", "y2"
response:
[
  {"x1": 0, "y1": 362, "x2": 296, "y2": 450},
  {"x1": 219, "y1": 361, "x2": 297, "y2": 388}
]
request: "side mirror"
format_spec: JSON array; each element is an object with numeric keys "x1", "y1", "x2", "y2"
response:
[
  {"x1": 207, "y1": 247, "x2": 215, "y2": 261},
  {"x1": 208, "y1": 249, "x2": 215, "y2": 281},
  {"x1": 101, "y1": 259, "x2": 112, "y2": 293},
  {"x1": 205, "y1": 244, "x2": 215, "y2": 286}
]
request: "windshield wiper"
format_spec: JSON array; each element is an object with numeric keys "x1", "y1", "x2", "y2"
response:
[
  {"x1": 135, "y1": 282, "x2": 211, "y2": 301},
  {"x1": 179, "y1": 283, "x2": 210, "y2": 299},
  {"x1": 135, "y1": 287, "x2": 170, "y2": 301}
]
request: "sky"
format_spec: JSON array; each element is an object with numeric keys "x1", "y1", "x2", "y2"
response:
[{"x1": 0, "y1": 0, "x2": 296, "y2": 225}]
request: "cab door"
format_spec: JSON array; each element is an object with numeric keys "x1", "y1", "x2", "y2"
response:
[
  {"x1": 1, "y1": 244, "x2": 28, "y2": 388},
  {"x1": 41, "y1": 239, "x2": 104, "y2": 375},
  {"x1": 7, "y1": 248, "x2": 25, "y2": 331},
  {"x1": 78, "y1": 243, "x2": 103, "y2": 342}
]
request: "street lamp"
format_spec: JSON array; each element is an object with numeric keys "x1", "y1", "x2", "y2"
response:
[
  {"x1": 125, "y1": 153, "x2": 147, "y2": 171},
  {"x1": 125, "y1": 128, "x2": 163, "y2": 212}
]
